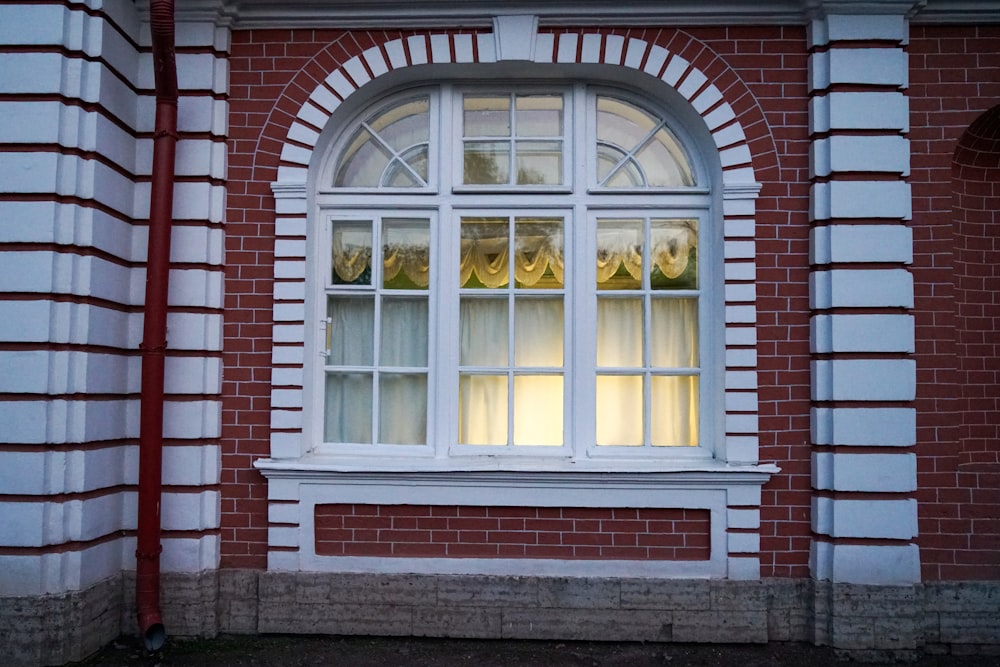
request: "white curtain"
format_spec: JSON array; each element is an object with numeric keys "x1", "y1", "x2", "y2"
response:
[
  {"x1": 325, "y1": 373, "x2": 372, "y2": 443},
  {"x1": 326, "y1": 296, "x2": 430, "y2": 445},
  {"x1": 595, "y1": 296, "x2": 698, "y2": 446},
  {"x1": 459, "y1": 297, "x2": 564, "y2": 446},
  {"x1": 379, "y1": 373, "x2": 427, "y2": 444}
]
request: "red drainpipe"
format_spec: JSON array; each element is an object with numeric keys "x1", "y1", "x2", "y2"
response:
[{"x1": 136, "y1": 0, "x2": 177, "y2": 652}]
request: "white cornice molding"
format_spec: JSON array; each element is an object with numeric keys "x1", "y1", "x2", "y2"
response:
[
  {"x1": 909, "y1": 0, "x2": 1000, "y2": 23},
  {"x1": 159, "y1": 0, "x2": 1000, "y2": 28},
  {"x1": 172, "y1": 0, "x2": 805, "y2": 28}
]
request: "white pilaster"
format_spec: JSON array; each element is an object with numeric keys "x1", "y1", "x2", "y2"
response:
[{"x1": 807, "y1": 6, "x2": 919, "y2": 585}]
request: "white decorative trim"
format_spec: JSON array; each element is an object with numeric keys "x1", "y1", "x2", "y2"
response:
[
  {"x1": 175, "y1": 0, "x2": 1000, "y2": 29},
  {"x1": 256, "y1": 467, "x2": 774, "y2": 578},
  {"x1": 493, "y1": 14, "x2": 538, "y2": 61}
]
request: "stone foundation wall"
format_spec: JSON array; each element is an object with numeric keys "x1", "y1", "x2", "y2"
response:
[
  {"x1": 1, "y1": 576, "x2": 121, "y2": 667},
  {"x1": 3, "y1": 573, "x2": 998, "y2": 666}
]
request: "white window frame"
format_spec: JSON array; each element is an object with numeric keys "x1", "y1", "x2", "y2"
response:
[{"x1": 305, "y1": 80, "x2": 724, "y2": 472}]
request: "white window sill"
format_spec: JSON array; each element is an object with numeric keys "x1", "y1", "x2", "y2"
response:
[{"x1": 255, "y1": 454, "x2": 778, "y2": 482}]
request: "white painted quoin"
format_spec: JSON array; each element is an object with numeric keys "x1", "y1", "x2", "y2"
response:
[
  {"x1": 0, "y1": 1, "x2": 227, "y2": 597},
  {"x1": 806, "y1": 8, "x2": 919, "y2": 585}
]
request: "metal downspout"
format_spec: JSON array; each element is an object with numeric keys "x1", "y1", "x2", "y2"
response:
[{"x1": 137, "y1": 0, "x2": 177, "y2": 652}]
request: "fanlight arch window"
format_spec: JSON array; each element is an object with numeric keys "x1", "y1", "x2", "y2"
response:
[{"x1": 314, "y1": 83, "x2": 713, "y2": 464}]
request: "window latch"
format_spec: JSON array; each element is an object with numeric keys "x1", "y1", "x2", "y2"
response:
[{"x1": 320, "y1": 317, "x2": 332, "y2": 358}]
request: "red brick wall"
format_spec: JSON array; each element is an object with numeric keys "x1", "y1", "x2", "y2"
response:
[
  {"x1": 221, "y1": 26, "x2": 812, "y2": 573},
  {"x1": 315, "y1": 505, "x2": 711, "y2": 560},
  {"x1": 909, "y1": 25, "x2": 1000, "y2": 580}
]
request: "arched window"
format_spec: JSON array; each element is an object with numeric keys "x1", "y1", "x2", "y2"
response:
[{"x1": 311, "y1": 82, "x2": 715, "y2": 466}]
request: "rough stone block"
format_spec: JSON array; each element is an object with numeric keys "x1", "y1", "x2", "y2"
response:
[
  {"x1": 711, "y1": 580, "x2": 767, "y2": 610},
  {"x1": 620, "y1": 578, "x2": 710, "y2": 610},
  {"x1": 537, "y1": 577, "x2": 621, "y2": 609},
  {"x1": 160, "y1": 571, "x2": 219, "y2": 638},
  {"x1": 831, "y1": 583, "x2": 917, "y2": 617},
  {"x1": 258, "y1": 571, "x2": 297, "y2": 602},
  {"x1": 335, "y1": 573, "x2": 437, "y2": 606},
  {"x1": 939, "y1": 614, "x2": 1000, "y2": 644},
  {"x1": 412, "y1": 606, "x2": 502, "y2": 638},
  {"x1": 258, "y1": 600, "x2": 413, "y2": 636},
  {"x1": 923, "y1": 581, "x2": 1000, "y2": 613},
  {"x1": 502, "y1": 607, "x2": 671, "y2": 642},
  {"x1": 672, "y1": 609, "x2": 768, "y2": 643},
  {"x1": 435, "y1": 575, "x2": 537, "y2": 607}
]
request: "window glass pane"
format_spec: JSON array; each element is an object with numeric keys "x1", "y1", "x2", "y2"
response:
[
  {"x1": 460, "y1": 297, "x2": 508, "y2": 366},
  {"x1": 514, "y1": 217, "x2": 563, "y2": 288},
  {"x1": 651, "y1": 219, "x2": 698, "y2": 289},
  {"x1": 369, "y1": 98, "x2": 429, "y2": 152},
  {"x1": 515, "y1": 95, "x2": 562, "y2": 137},
  {"x1": 516, "y1": 141, "x2": 562, "y2": 184},
  {"x1": 596, "y1": 375, "x2": 643, "y2": 446},
  {"x1": 596, "y1": 96, "x2": 695, "y2": 188},
  {"x1": 513, "y1": 375, "x2": 563, "y2": 446},
  {"x1": 637, "y1": 128, "x2": 694, "y2": 186},
  {"x1": 650, "y1": 298, "x2": 698, "y2": 368},
  {"x1": 464, "y1": 141, "x2": 511, "y2": 184},
  {"x1": 383, "y1": 218, "x2": 430, "y2": 289},
  {"x1": 514, "y1": 298, "x2": 563, "y2": 367},
  {"x1": 379, "y1": 373, "x2": 427, "y2": 444},
  {"x1": 596, "y1": 218, "x2": 643, "y2": 289},
  {"x1": 597, "y1": 97, "x2": 655, "y2": 150},
  {"x1": 324, "y1": 373, "x2": 372, "y2": 443},
  {"x1": 327, "y1": 296, "x2": 374, "y2": 365},
  {"x1": 651, "y1": 375, "x2": 698, "y2": 446},
  {"x1": 381, "y1": 297, "x2": 428, "y2": 367},
  {"x1": 597, "y1": 297, "x2": 643, "y2": 367},
  {"x1": 464, "y1": 96, "x2": 510, "y2": 136},
  {"x1": 334, "y1": 98, "x2": 429, "y2": 188},
  {"x1": 459, "y1": 374, "x2": 507, "y2": 445},
  {"x1": 461, "y1": 217, "x2": 509, "y2": 288},
  {"x1": 332, "y1": 222, "x2": 372, "y2": 285},
  {"x1": 334, "y1": 128, "x2": 391, "y2": 187}
]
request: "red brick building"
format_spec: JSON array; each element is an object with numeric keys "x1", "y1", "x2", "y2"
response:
[{"x1": 1, "y1": 1, "x2": 998, "y2": 664}]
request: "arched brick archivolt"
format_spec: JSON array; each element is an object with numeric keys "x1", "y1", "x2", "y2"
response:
[
  {"x1": 953, "y1": 104, "x2": 1000, "y2": 471},
  {"x1": 252, "y1": 28, "x2": 776, "y2": 185}
]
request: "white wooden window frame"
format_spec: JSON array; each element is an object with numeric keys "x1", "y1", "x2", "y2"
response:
[{"x1": 305, "y1": 82, "x2": 725, "y2": 472}]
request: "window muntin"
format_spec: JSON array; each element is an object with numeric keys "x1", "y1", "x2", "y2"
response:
[{"x1": 320, "y1": 84, "x2": 710, "y2": 462}]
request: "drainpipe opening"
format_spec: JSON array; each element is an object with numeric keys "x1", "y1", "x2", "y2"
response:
[{"x1": 142, "y1": 621, "x2": 167, "y2": 653}]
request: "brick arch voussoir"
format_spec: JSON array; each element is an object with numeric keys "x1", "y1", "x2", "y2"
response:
[{"x1": 260, "y1": 28, "x2": 772, "y2": 187}]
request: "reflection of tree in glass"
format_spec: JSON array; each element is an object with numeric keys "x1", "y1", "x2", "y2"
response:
[
  {"x1": 464, "y1": 151, "x2": 503, "y2": 184},
  {"x1": 517, "y1": 167, "x2": 545, "y2": 185}
]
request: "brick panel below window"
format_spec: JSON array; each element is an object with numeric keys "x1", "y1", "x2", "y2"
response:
[{"x1": 314, "y1": 505, "x2": 711, "y2": 560}]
